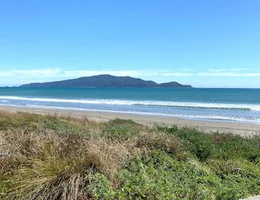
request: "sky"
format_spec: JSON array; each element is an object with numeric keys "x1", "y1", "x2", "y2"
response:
[{"x1": 0, "y1": 0, "x2": 260, "y2": 88}]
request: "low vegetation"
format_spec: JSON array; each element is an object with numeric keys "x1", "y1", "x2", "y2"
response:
[{"x1": 0, "y1": 112, "x2": 259, "y2": 199}]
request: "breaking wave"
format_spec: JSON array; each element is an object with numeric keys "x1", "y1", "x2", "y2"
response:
[{"x1": 0, "y1": 96, "x2": 259, "y2": 111}]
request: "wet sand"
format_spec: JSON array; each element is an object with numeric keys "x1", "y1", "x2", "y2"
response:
[{"x1": 1, "y1": 105, "x2": 260, "y2": 136}]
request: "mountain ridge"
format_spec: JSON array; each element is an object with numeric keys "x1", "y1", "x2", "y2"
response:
[{"x1": 20, "y1": 74, "x2": 192, "y2": 88}]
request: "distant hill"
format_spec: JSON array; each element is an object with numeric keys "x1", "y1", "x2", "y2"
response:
[
  {"x1": 20, "y1": 74, "x2": 192, "y2": 88},
  {"x1": 158, "y1": 81, "x2": 192, "y2": 88}
]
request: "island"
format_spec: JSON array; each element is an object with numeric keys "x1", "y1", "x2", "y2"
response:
[{"x1": 19, "y1": 74, "x2": 192, "y2": 88}]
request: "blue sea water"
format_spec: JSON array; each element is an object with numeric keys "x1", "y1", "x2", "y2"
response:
[{"x1": 0, "y1": 87, "x2": 259, "y2": 124}]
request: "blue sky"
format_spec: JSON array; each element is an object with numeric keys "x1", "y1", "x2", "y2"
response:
[{"x1": 0, "y1": 0, "x2": 260, "y2": 88}]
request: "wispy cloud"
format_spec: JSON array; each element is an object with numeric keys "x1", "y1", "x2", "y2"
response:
[
  {"x1": 0, "y1": 68, "x2": 61, "y2": 77},
  {"x1": 1, "y1": 68, "x2": 259, "y2": 79},
  {"x1": 1, "y1": 67, "x2": 260, "y2": 86},
  {"x1": 197, "y1": 72, "x2": 260, "y2": 77},
  {"x1": 208, "y1": 68, "x2": 250, "y2": 73},
  {"x1": 161, "y1": 73, "x2": 193, "y2": 76},
  {"x1": 13, "y1": 68, "x2": 62, "y2": 76}
]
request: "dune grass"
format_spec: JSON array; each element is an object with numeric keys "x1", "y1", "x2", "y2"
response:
[{"x1": 0, "y1": 111, "x2": 259, "y2": 199}]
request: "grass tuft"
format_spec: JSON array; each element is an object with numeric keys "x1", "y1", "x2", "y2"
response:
[{"x1": 136, "y1": 131, "x2": 182, "y2": 154}]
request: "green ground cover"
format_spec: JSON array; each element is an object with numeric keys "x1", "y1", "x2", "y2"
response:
[{"x1": 0, "y1": 112, "x2": 259, "y2": 199}]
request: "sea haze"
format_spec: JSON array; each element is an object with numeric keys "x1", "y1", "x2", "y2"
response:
[{"x1": 0, "y1": 87, "x2": 259, "y2": 124}]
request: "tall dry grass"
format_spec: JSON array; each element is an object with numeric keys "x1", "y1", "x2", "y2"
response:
[{"x1": 0, "y1": 112, "x2": 181, "y2": 199}]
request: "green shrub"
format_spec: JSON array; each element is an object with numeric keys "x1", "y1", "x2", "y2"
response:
[
  {"x1": 85, "y1": 173, "x2": 115, "y2": 199},
  {"x1": 136, "y1": 131, "x2": 182, "y2": 154},
  {"x1": 170, "y1": 127, "x2": 214, "y2": 161},
  {"x1": 103, "y1": 118, "x2": 143, "y2": 140}
]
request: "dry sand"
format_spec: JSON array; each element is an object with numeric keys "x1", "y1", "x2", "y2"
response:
[
  {"x1": 1, "y1": 105, "x2": 260, "y2": 136},
  {"x1": 242, "y1": 196, "x2": 260, "y2": 200}
]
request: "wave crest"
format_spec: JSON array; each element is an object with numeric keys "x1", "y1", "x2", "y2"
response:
[{"x1": 0, "y1": 96, "x2": 259, "y2": 111}]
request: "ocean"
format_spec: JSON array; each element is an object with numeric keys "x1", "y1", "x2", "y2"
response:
[{"x1": 0, "y1": 87, "x2": 259, "y2": 124}]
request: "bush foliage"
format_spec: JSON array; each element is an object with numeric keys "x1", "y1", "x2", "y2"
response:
[{"x1": 0, "y1": 112, "x2": 259, "y2": 199}]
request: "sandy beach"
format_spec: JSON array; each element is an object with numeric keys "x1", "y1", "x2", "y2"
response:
[{"x1": 1, "y1": 105, "x2": 259, "y2": 136}]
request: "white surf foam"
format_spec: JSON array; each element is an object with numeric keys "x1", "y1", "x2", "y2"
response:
[
  {"x1": 0, "y1": 96, "x2": 259, "y2": 111},
  {"x1": 24, "y1": 104, "x2": 260, "y2": 124}
]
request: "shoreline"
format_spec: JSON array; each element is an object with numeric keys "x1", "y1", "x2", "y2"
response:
[{"x1": 0, "y1": 105, "x2": 260, "y2": 136}]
